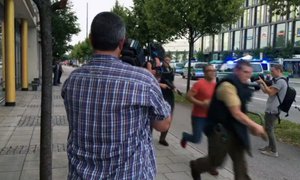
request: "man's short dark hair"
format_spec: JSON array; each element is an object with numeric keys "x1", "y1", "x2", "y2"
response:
[
  {"x1": 90, "y1": 12, "x2": 126, "y2": 51},
  {"x1": 203, "y1": 64, "x2": 213, "y2": 72},
  {"x1": 235, "y1": 60, "x2": 251, "y2": 70},
  {"x1": 272, "y1": 64, "x2": 283, "y2": 72}
]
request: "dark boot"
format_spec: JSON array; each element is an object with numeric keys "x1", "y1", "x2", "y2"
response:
[
  {"x1": 159, "y1": 131, "x2": 169, "y2": 146},
  {"x1": 190, "y1": 160, "x2": 201, "y2": 180}
]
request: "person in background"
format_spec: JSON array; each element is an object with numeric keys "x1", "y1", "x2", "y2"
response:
[
  {"x1": 189, "y1": 60, "x2": 267, "y2": 180},
  {"x1": 158, "y1": 55, "x2": 176, "y2": 146},
  {"x1": 180, "y1": 64, "x2": 218, "y2": 176},
  {"x1": 52, "y1": 60, "x2": 59, "y2": 86},
  {"x1": 62, "y1": 12, "x2": 171, "y2": 180},
  {"x1": 57, "y1": 62, "x2": 63, "y2": 84},
  {"x1": 256, "y1": 64, "x2": 287, "y2": 157}
]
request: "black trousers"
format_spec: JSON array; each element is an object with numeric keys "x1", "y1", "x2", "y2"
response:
[{"x1": 192, "y1": 130, "x2": 251, "y2": 180}]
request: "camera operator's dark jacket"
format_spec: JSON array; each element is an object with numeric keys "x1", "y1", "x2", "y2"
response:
[
  {"x1": 159, "y1": 66, "x2": 175, "y2": 108},
  {"x1": 206, "y1": 74, "x2": 253, "y2": 155}
]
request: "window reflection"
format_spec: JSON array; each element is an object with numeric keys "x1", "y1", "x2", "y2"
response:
[{"x1": 275, "y1": 23, "x2": 286, "y2": 47}]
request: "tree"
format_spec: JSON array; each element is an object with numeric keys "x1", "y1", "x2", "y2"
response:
[
  {"x1": 70, "y1": 38, "x2": 93, "y2": 63},
  {"x1": 265, "y1": 0, "x2": 300, "y2": 15},
  {"x1": 196, "y1": 51, "x2": 204, "y2": 61},
  {"x1": 31, "y1": 0, "x2": 68, "y2": 179},
  {"x1": 144, "y1": 0, "x2": 244, "y2": 91},
  {"x1": 52, "y1": 2, "x2": 80, "y2": 59}
]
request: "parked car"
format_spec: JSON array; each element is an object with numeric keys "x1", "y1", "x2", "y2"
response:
[
  {"x1": 170, "y1": 62, "x2": 184, "y2": 75},
  {"x1": 182, "y1": 62, "x2": 208, "y2": 80}
]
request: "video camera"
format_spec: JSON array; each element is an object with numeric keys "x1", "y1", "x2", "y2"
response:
[
  {"x1": 120, "y1": 38, "x2": 165, "y2": 67},
  {"x1": 120, "y1": 39, "x2": 183, "y2": 96}
]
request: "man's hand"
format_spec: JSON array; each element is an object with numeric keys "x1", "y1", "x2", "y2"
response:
[
  {"x1": 202, "y1": 99, "x2": 211, "y2": 108},
  {"x1": 160, "y1": 83, "x2": 170, "y2": 89},
  {"x1": 256, "y1": 76, "x2": 265, "y2": 84},
  {"x1": 250, "y1": 124, "x2": 267, "y2": 141}
]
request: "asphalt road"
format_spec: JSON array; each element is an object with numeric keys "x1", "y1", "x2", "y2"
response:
[{"x1": 174, "y1": 75, "x2": 300, "y2": 124}]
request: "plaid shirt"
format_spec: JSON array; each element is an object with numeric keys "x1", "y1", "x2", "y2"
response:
[{"x1": 62, "y1": 55, "x2": 171, "y2": 180}]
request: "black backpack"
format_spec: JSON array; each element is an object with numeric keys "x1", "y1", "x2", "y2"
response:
[{"x1": 274, "y1": 77, "x2": 296, "y2": 123}]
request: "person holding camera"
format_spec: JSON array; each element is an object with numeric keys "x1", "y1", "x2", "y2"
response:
[
  {"x1": 256, "y1": 64, "x2": 287, "y2": 157},
  {"x1": 158, "y1": 55, "x2": 176, "y2": 146},
  {"x1": 62, "y1": 12, "x2": 171, "y2": 179},
  {"x1": 189, "y1": 60, "x2": 267, "y2": 180}
]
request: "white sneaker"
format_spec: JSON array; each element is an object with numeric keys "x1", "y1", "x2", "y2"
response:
[{"x1": 260, "y1": 150, "x2": 279, "y2": 157}]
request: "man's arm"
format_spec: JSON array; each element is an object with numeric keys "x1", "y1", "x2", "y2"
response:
[
  {"x1": 152, "y1": 116, "x2": 171, "y2": 132},
  {"x1": 217, "y1": 82, "x2": 266, "y2": 139},
  {"x1": 186, "y1": 88, "x2": 210, "y2": 108},
  {"x1": 228, "y1": 106, "x2": 266, "y2": 139},
  {"x1": 257, "y1": 77, "x2": 278, "y2": 96}
]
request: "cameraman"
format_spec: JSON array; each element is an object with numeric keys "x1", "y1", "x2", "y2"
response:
[
  {"x1": 62, "y1": 12, "x2": 171, "y2": 179},
  {"x1": 158, "y1": 55, "x2": 177, "y2": 146},
  {"x1": 256, "y1": 64, "x2": 287, "y2": 157}
]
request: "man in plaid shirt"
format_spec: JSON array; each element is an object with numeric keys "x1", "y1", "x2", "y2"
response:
[{"x1": 62, "y1": 12, "x2": 171, "y2": 180}]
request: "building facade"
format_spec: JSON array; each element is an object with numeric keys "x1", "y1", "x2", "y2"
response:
[
  {"x1": 0, "y1": 0, "x2": 40, "y2": 105},
  {"x1": 198, "y1": 0, "x2": 300, "y2": 58}
]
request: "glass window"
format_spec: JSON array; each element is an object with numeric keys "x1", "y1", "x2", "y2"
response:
[
  {"x1": 260, "y1": 26, "x2": 268, "y2": 48},
  {"x1": 255, "y1": 28, "x2": 259, "y2": 48},
  {"x1": 250, "y1": 8, "x2": 255, "y2": 26},
  {"x1": 203, "y1": 36, "x2": 212, "y2": 53},
  {"x1": 288, "y1": 22, "x2": 293, "y2": 44},
  {"x1": 234, "y1": 31, "x2": 241, "y2": 50},
  {"x1": 223, "y1": 33, "x2": 229, "y2": 51},
  {"x1": 214, "y1": 35, "x2": 219, "y2": 52},
  {"x1": 261, "y1": 5, "x2": 266, "y2": 24},
  {"x1": 275, "y1": 23, "x2": 286, "y2": 47},
  {"x1": 256, "y1": 6, "x2": 261, "y2": 25},
  {"x1": 270, "y1": 25, "x2": 274, "y2": 47},
  {"x1": 243, "y1": 9, "x2": 250, "y2": 27},
  {"x1": 266, "y1": 5, "x2": 270, "y2": 24},
  {"x1": 246, "y1": 29, "x2": 254, "y2": 49},
  {"x1": 294, "y1": 21, "x2": 300, "y2": 47},
  {"x1": 248, "y1": 0, "x2": 253, "y2": 6}
]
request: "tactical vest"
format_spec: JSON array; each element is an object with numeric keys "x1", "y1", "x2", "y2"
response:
[{"x1": 207, "y1": 74, "x2": 253, "y2": 153}]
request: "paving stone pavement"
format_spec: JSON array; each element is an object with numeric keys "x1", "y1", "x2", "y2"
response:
[{"x1": 0, "y1": 66, "x2": 234, "y2": 180}]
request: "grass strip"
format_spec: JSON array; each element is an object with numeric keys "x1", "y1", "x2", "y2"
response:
[{"x1": 175, "y1": 93, "x2": 300, "y2": 147}]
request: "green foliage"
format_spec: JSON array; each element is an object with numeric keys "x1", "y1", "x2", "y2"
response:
[
  {"x1": 70, "y1": 38, "x2": 92, "y2": 63},
  {"x1": 182, "y1": 50, "x2": 188, "y2": 61},
  {"x1": 277, "y1": 42, "x2": 295, "y2": 58},
  {"x1": 265, "y1": 0, "x2": 300, "y2": 16},
  {"x1": 248, "y1": 113, "x2": 300, "y2": 147},
  {"x1": 174, "y1": 51, "x2": 180, "y2": 61},
  {"x1": 144, "y1": 0, "x2": 244, "y2": 61},
  {"x1": 52, "y1": 3, "x2": 80, "y2": 59},
  {"x1": 196, "y1": 51, "x2": 204, "y2": 60}
]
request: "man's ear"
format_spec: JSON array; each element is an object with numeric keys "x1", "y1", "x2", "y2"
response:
[{"x1": 118, "y1": 39, "x2": 125, "y2": 51}]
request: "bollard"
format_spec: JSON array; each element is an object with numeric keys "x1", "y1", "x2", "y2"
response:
[{"x1": 31, "y1": 81, "x2": 39, "y2": 91}]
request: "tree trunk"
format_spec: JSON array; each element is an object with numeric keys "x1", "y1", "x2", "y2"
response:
[
  {"x1": 36, "y1": 1, "x2": 53, "y2": 179},
  {"x1": 186, "y1": 29, "x2": 195, "y2": 93}
]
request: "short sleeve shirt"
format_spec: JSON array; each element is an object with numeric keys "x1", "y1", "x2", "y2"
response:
[
  {"x1": 191, "y1": 79, "x2": 216, "y2": 117},
  {"x1": 265, "y1": 77, "x2": 288, "y2": 114},
  {"x1": 216, "y1": 82, "x2": 241, "y2": 107}
]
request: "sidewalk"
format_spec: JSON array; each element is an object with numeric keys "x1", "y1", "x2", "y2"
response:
[{"x1": 0, "y1": 66, "x2": 233, "y2": 180}]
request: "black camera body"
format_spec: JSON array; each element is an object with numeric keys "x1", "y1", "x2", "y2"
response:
[{"x1": 120, "y1": 39, "x2": 166, "y2": 67}]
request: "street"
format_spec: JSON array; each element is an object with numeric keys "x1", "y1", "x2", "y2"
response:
[{"x1": 174, "y1": 75, "x2": 300, "y2": 124}]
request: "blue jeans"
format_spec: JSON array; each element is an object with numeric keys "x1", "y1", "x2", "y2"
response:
[{"x1": 182, "y1": 116, "x2": 207, "y2": 143}]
